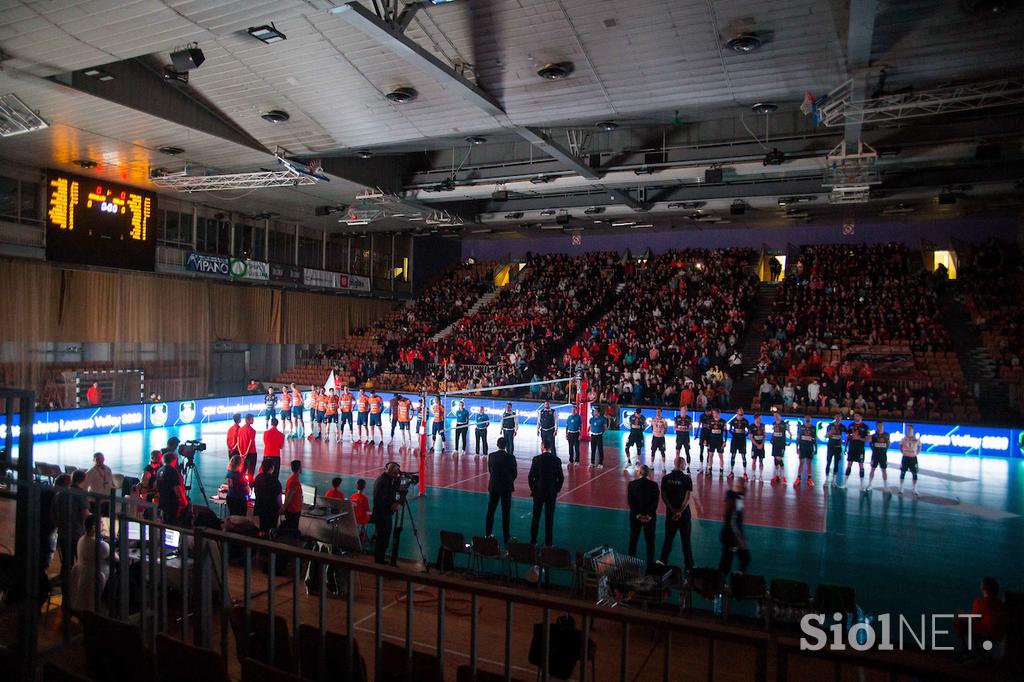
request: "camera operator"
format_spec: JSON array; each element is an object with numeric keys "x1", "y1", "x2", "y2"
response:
[
  {"x1": 372, "y1": 462, "x2": 402, "y2": 564},
  {"x1": 156, "y1": 451, "x2": 188, "y2": 526}
]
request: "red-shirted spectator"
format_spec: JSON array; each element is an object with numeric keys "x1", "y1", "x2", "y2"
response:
[
  {"x1": 957, "y1": 576, "x2": 1008, "y2": 653},
  {"x1": 238, "y1": 414, "x2": 258, "y2": 479},
  {"x1": 281, "y1": 460, "x2": 303, "y2": 530},
  {"x1": 325, "y1": 477, "x2": 346, "y2": 501},
  {"x1": 226, "y1": 414, "x2": 241, "y2": 455},
  {"x1": 261, "y1": 417, "x2": 285, "y2": 478},
  {"x1": 86, "y1": 382, "x2": 102, "y2": 406}
]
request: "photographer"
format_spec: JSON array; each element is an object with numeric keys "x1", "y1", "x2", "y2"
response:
[{"x1": 372, "y1": 463, "x2": 402, "y2": 564}]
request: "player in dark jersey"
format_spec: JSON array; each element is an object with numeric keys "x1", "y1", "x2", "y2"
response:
[
  {"x1": 674, "y1": 406, "x2": 693, "y2": 472},
  {"x1": 706, "y1": 408, "x2": 727, "y2": 477},
  {"x1": 697, "y1": 410, "x2": 712, "y2": 475},
  {"x1": 749, "y1": 414, "x2": 767, "y2": 482},
  {"x1": 727, "y1": 408, "x2": 750, "y2": 480},
  {"x1": 770, "y1": 412, "x2": 789, "y2": 485},
  {"x1": 824, "y1": 414, "x2": 847, "y2": 488},
  {"x1": 867, "y1": 421, "x2": 891, "y2": 493},
  {"x1": 840, "y1": 413, "x2": 870, "y2": 490},
  {"x1": 624, "y1": 407, "x2": 647, "y2": 469},
  {"x1": 794, "y1": 415, "x2": 817, "y2": 488}
]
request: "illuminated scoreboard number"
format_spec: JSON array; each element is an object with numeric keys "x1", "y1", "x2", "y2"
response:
[{"x1": 45, "y1": 170, "x2": 157, "y2": 271}]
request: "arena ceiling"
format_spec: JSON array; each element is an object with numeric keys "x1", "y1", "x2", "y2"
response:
[{"x1": 0, "y1": 0, "x2": 1022, "y2": 235}]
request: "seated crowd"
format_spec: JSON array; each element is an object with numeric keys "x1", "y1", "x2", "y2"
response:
[
  {"x1": 564, "y1": 249, "x2": 758, "y2": 409},
  {"x1": 958, "y1": 239, "x2": 1024, "y2": 414},
  {"x1": 753, "y1": 243, "x2": 971, "y2": 419}
]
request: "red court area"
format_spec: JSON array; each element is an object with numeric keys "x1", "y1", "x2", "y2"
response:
[{"x1": 241, "y1": 426, "x2": 828, "y2": 533}]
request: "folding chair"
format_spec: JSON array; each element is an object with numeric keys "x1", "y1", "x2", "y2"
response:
[
  {"x1": 471, "y1": 535, "x2": 506, "y2": 577},
  {"x1": 437, "y1": 530, "x2": 472, "y2": 572}
]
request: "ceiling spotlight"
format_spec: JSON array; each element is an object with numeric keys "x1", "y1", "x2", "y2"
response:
[
  {"x1": 466, "y1": 136, "x2": 487, "y2": 145},
  {"x1": 667, "y1": 201, "x2": 706, "y2": 210},
  {"x1": 72, "y1": 159, "x2": 98, "y2": 169},
  {"x1": 247, "y1": 23, "x2": 287, "y2": 44},
  {"x1": 726, "y1": 33, "x2": 762, "y2": 53},
  {"x1": 356, "y1": 150, "x2": 373, "y2": 159},
  {"x1": 529, "y1": 175, "x2": 556, "y2": 184},
  {"x1": 596, "y1": 120, "x2": 619, "y2": 131},
  {"x1": 539, "y1": 209, "x2": 557, "y2": 216},
  {"x1": 537, "y1": 62, "x2": 574, "y2": 80},
  {"x1": 751, "y1": 102, "x2": 779, "y2": 114},
  {"x1": 261, "y1": 109, "x2": 290, "y2": 123},
  {"x1": 504, "y1": 212, "x2": 524, "y2": 219},
  {"x1": 158, "y1": 145, "x2": 185, "y2": 155},
  {"x1": 584, "y1": 207, "x2": 605, "y2": 215},
  {"x1": 169, "y1": 43, "x2": 205, "y2": 72},
  {"x1": 385, "y1": 86, "x2": 418, "y2": 103}
]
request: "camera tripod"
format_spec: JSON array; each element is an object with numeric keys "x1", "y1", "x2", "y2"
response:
[
  {"x1": 180, "y1": 454, "x2": 210, "y2": 506},
  {"x1": 389, "y1": 494, "x2": 429, "y2": 573}
]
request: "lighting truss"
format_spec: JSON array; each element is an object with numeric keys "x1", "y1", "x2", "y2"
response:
[
  {"x1": 0, "y1": 93, "x2": 48, "y2": 137},
  {"x1": 148, "y1": 155, "x2": 320, "y2": 192},
  {"x1": 340, "y1": 186, "x2": 464, "y2": 227},
  {"x1": 823, "y1": 141, "x2": 879, "y2": 204},
  {"x1": 815, "y1": 78, "x2": 1024, "y2": 128}
]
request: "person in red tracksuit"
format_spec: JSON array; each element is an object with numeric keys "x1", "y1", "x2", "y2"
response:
[
  {"x1": 238, "y1": 414, "x2": 258, "y2": 480},
  {"x1": 226, "y1": 413, "x2": 242, "y2": 457}
]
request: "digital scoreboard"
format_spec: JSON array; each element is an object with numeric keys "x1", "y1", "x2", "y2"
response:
[{"x1": 45, "y1": 170, "x2": 157, "y2": 271}]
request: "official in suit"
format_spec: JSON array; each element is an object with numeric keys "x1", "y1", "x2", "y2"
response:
[
  {"x1": 528, "y1": 446, "x2": 564, "y2": 546},
  {"x1": 627, "y1": 465, "x2": 660, "y2": 566},
  {"x1": 485, "y1": 436, "x2": 518, "y2": 543}
]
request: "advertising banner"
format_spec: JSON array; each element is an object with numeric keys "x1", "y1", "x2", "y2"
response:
[
  {"x1": 229, "y1": 258, "x2": 269, "y2": 281},
  {"x1": 185, "y1": 251, "x2": 229, "y2": 276},
  {"x1": 270, "y1": 263, "x2": 302, "y2": 284},
  {"x1": 346, "y1": 274, "x2": 371, "y2": 292},
  {"x1": 1, "y1": 391, "x2": 1019, "y2": 458},
  {"x1": 303, "y1": 267, "x2": 341, "y2": 289}
]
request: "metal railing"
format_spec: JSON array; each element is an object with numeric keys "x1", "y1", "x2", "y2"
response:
[{"x1": 2, "y1": 475, "x2": 991, "y2": 682}]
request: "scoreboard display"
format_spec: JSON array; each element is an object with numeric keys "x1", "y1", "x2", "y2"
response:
[{"x1": 45, "y1": 170, "x2": 157, "y2": 271}]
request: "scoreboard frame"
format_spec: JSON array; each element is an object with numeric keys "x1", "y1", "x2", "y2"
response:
[{"x1": 45, "y1": 169, "x2": 157, "y2": 271}]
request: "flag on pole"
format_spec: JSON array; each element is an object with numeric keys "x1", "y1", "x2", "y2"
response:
[{"x1": 324, "y1": 370, "x2": 336, "y2": 392}]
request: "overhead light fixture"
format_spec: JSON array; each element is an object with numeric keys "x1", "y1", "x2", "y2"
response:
[
  {"x1": 630, "y1": 223, "x2": 654, "y2": 229},
  {"x1": 726, "y1": 33, "x2": 762, "y2": 53},
  {"x1": 584, "y1": 207, "x2": 605, "y2": 215},
  {"x1": 169, "y1": 43, "x2": 205, "y2": 72},
  {"x1": 777, "y1": 195, "x2": 816, "y2": 206},
  {"x1": 247, "y1": 23, "x2": 287, "y2": 44},
  {"x1": 82, "y1": 67, "x2": 115, "y2": 81},
  {"x1": 162, "y1": 66, "x2": 189, "y2": 84},
  {"x1": 596, "y1": 120, "x2": 618, "y2": 131},
  {"x1": 261, "y1": 109, "x2": 290, "y2": 123},
  {"x1": 0, "y1": 93, "x2": 49, "y2": 137},
  {"x1": 611, "y1": 220, "x2": 636, "y2": 227},
  {"x1": 530, "y1": 175, "x2": 556, "y2": 184},
  {"x1": 881, "y1": 203, "x2": 917, "y2": 215},
  {"x1": 537, "y1": 62, "x2": 574, "y2": 80},
  {"x1": 763, "y1": 148, "x2": 786, "y2": 166},
  {"x1": 470, "y1": 228, "x2": 492, "y2": 234},
  {"x1": 539, "y1": 209, "x2": 557, "y2": 216},
  {"x1": 667, "y1": 201, "x2": 705, "y2": 210},
  {"x1": 385, "y1": 86, "x2": 418, "y2": 103},
  {"x1": 504, "y1": 212, "x2": 523, "y2": 219},
  {"x1": 158, "y1": 145, "x2": 185, "y2": 155},
  {"x1": 73, "y1": 159, "x2": 98, "y2": 168},
  {"x1": 634, "y1": 167, "x2": 654, "y2": 176},
  {"x1": 540, "y1": 224, "x2": 565, "y2": 230},
  {"x1": 466, "y1": 136, "x2": 487, "y2": 145},
  {"x1": 751, "y1": 102, "x2": 779, "y2": 114},
  {"x1": 427, "y1": 0, "x2": 458, "y2": 4},
  {"x1": 356, "y1": 150, "x2": 373, "y2": 159}
]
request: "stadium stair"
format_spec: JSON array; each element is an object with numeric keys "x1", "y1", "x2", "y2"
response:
[
  {"x1": 940, "y1": 291, "x2": 1016, "y2": 423},
  {"x1": 731, "y1": 283, "x2": 779, "y2": 409},
  {"x1": 431, "y1": 288, "x2": 500, "y2": 342}
]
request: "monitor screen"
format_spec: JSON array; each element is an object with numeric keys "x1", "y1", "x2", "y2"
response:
[
  {"x1": 126, "y1": 522, "x2": 142, "y2": 542},
  {"x1": 164, "y1": 529, "x2": 181, "y2": 549},
  {"x1": 302, "y1": 485, "x2": 317, "y2": 507}
]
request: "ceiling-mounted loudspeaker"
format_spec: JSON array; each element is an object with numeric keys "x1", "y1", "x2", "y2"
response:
[
  {"x1": 537, "y1": 62, "x2": 574, "y2": 80},
  {"x1": 170, "y1": 45, "x2": 205, "y2": 72},
  {"x1": 976, "y1": 144, "x2": 1001, "y2": 161},
  {"x1": 556, "y1": 214, "x2": 570, "y2": 225},
  {"x1": 705, "y1": 168, "x2": 723, "y2": 183},
  {"x1": 938, "y1": 192, "x2": 958, "y2": 205},
  {"x1": 644, "y1": 151, "x2": 665, "y2": 166},
  {"x1": 492, "y1": 190, "x2": 508, "y2": 201},
  {"x1": 730, "y1": 201, "x2": 746, "y2": 215}
]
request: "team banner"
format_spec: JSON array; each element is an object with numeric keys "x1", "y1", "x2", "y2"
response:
[
  {"x1": 185, "y1": 251, "x2": 229, "y2": 276},
  {"x1": 1, "y1": 391, "x2": 1020, "y2": 458}
]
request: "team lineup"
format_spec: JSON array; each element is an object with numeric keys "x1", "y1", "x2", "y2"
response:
[{"x1": 255, "y1": 382, "x2": 924, "y2": 496}]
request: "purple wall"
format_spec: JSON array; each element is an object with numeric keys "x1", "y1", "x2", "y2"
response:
[{"x1": 462, "y1": 216, "x2": 1020, "y2": 261}]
